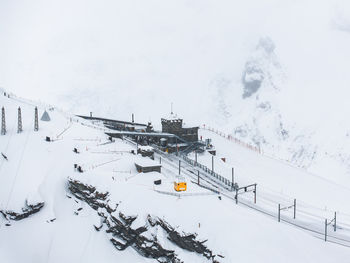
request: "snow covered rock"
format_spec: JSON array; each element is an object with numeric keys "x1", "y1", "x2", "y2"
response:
[
  {"x1": 0, "y1": 199, "x2": 44, "y2": 221},
  {"x1": 67, "y1": 178, "x2": 221, "y2": 263}
]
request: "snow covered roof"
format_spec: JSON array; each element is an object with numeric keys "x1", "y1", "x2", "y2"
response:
[
  {"x1": 134, "y1": 157, "x2": 161, "y2": 168},
  {"x1": 162, "y1": 112, "x2": 182, "y2": 121},
  {"x1": 161, "y1": 113, "x2": 198, "y2": 128},
  {"x1": 138, "y1": 145, "x2": 154, "y2": 152}
]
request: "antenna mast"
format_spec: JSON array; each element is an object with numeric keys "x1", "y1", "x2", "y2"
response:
[
  {"x1": 18, "y1": 107, "x2": 22, "y2": 133},
  {"x1": 34, "y1": 107, "x2": 39, "y2": 131},
  {"x1": 1, "y1": 107, "x2": 6, "y2": 135}
]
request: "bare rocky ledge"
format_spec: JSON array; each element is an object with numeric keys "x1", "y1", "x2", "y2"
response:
[
  {"x1": 0, "y1": 200, "x2": 44, "y2": 221},
  {"x1": 68, "y1": 177, "x2": 222, "y2": 263}
]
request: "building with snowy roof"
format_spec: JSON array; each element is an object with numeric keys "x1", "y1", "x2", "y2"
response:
[
  {"x1": 161, "y1": 113, "x2": 198, "y2": 142},
  {"x1": 135, "y1": 159, "x2": 161, "y2": 173}
]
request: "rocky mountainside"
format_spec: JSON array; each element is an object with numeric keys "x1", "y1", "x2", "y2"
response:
[{"x1": 210, "y1": 32, "x2": 350, "y2": 183}]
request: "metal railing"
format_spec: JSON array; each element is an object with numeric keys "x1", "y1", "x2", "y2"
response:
[
  {"x1": 181, "y1": 155, "x2": 235, "y2": 191},
  {"x1": 154, "y1": 189, "x2": 216, "y2": 198}
]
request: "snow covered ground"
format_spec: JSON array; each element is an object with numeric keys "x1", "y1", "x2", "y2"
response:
[
  {"x1": 2, "y1": 1, "x2": 350, "y2": 261},
  {"x1": 188, "y1": 129, "x2": 350, "y2": 243},
  {"x1": 194, "y1": 129, "x2": 350, "y2": 215},
  {"x1": 1, "y1": 92, "x2": 350, "y2": 262},
  {"x1": 2, "y1": 0, "x2": 350, "y2": 183}
]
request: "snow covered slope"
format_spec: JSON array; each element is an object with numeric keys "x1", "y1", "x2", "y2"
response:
[
  {"x1": 0, "y1": 92, "x2": 350, "y2": 263},
  {"x1": 208, "y1": 30, "x2": 350, "y2": 184},
  {"x1": 1, "y1": 92, "x2": 350, "y2": 262},
  {"x1": 194, "y1": 129, "x2": 350, "y2": 218}
]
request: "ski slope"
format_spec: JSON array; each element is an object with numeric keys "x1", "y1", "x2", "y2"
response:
[
  {"x1": 1, "y1": 93, "x2": 350, "y2": 262},
  {"x1": 183, "y1": 129, "x2": 350, "y2": 245},
  {"x1": 195, "y1": 129, "x2": 350, "y2": 214}
]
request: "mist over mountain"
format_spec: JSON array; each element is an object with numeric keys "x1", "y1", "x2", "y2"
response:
[{"x1": 2, "y1": 0, "x2": 350, "y2": 179}]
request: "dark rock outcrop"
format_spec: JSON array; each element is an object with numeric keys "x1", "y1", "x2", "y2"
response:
[
  {"x1": 149, "y1": 216, "x2": 218, "y2": 261},
  {"x1": 68, "y1": 178, "x2": 222, "y2": 263},
  {"x1": 68, "y1": 178, "x2": 181, "y2": 263},
  {"x1": 0, "y1": 200, "x2": 44, "y2": 221},
  {"x1": 68, "y1": 178, "x2": 116, "y2": 213}
]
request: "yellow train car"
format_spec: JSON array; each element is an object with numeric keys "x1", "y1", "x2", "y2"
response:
[{"x1": 174, "y1": 182, "x2": 187, "y2": 192}]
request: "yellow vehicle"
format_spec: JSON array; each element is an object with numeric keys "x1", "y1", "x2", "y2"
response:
[{"x1": 174, "y1": 181, "x2": 187, "y2": 192}]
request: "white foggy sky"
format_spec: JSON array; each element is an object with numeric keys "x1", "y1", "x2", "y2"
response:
[{"x1": 1, "y1": 0, "x2": 350, "y2": 124}]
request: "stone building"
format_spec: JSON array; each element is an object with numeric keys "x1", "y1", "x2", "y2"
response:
[{"x1": 161, "y1": 116, "x2": 198, "y2": 142}]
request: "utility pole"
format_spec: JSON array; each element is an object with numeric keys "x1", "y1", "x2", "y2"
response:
[
  {"x1": 132, "y1": 113, "x2": 134, "y2": 123},
  {"x1": 197, "y1": 170, "x2": 200, "y2": 185},
  {"x1": 324, "y1": 212, "x2": 336, "y2": 242},
  {"x1": 34, "y1": 107, "x2": 39, "y2": 131},
  {"x1": 176, "y1": 138, "x2": 178, "y2": 156},
  {"x1": 278, "y1": 199, "x2": 296, "y2": 221},
  {"x1": 195, "y1": 151, "x2": 197, "y2": 166},
  {"x1": 231, "y1": 167, "x2": 234, "y2": 190},
  {"x1": 178, "y1": 160, "x2": 181, "y2": 175},
  {"x1": 235, "y1": 188, "x2": 238, "y2": 204},
  {"x1": 1, "y1": 107, "x2": 6, "y2": 135},
  {"x1": 254, "y1": 184, "x2": 257, "y2": 204},
  {"x1": 235, "y1": 184, "x2": 256, "y2": 205},
  {"x1": 17, "y1": 107, "x2": 23, "y2": 133},
  {"x1": 278, "y1": 204, "x2": 281, "y2": 222}
]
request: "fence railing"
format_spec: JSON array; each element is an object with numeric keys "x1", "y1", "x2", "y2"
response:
[
  {"x1": 201, "y1": 124, "x2": 311, "y2": 174},
  {"x1": 201, "y1": 124, "x2": 261, "y2": 154},
  {"x1": 181, "y1": 154, "x2": 235, "y2": 191},
  {"x1": 151, "y1": 145, "x2": 236, "y2": 191},
  {"x1": 154, "y1": 189, "x2": 216, "y2": 198}
]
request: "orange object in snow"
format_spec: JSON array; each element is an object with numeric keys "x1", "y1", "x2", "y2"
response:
[{"x1": 174, "y1": 182, "x2": 187, "y2": 192}]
